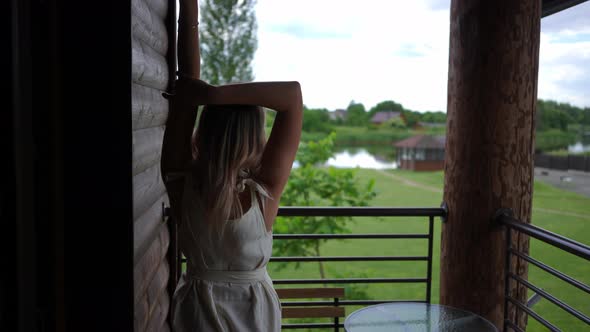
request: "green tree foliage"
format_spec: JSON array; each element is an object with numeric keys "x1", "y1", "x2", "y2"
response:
[
  {"x1": 420, "y1": 111, "x2": 446, "y2": 123},
  {"x1": 536, "y1": 129, "x2": 577, "y2": 152},
  {"x1": 345, "y1": 101, "x2": 368, "y2": 126},
  {"x1": 366, "y1": 100, "x2": 447, "y2": 128},
  {"x1": 401, "y1": 110, "x2": 421, "y2": 128},
  {"x1": 200, "y1": 0, "x2": 257, "y2": 84},
  {"x1": 537, "y1": 100, "x2": 574, "y2": 131},
  {"x1": 273, "y1": 133, "x2": 376, "y2": 279},
  {"x1": 264, "y1": 108, "x2": 276, "y2": 128},
  {"x1": 303, "y1": 107, "x2": 332, "y2": 133},
  {"x1": 384, "y1": 116, "x2": 406, "y2": 129},
  {"x1": 582, "y1": 108, "x2": 590, "y2": 127},
  {"x1": 368, "y1": 100, "x2": 404, "y2": 118}
]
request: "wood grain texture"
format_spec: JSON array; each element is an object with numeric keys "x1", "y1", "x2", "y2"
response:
[
  {"x1": 134, "y1": 230, "x2": 169, "y2": 332},
  {"x1": 282, "y1": 307, "x2": 345, "y2": 319},
  {"x1": 145, "y1": 261, "x2": 169, "y2": 321},
  {"x1": 144, "y1": 0, "x2": 168, "y2": 20},
  {"x1": 276, "y1": 288, "x2": 345, "y2": 299},
  {"x1": 134, "y1": 226, "x2": 169, "y2": 306},
  {"x1": 135, "y1": 296, "x2": 149, "y2": 332},
  {"x1": 132, "y1": 83, "x2": 169, "y2": 130},
  {"x1": 133, "y1": 163, "x2": 167, "y2": 219},
  {"x1": 132, "y1": 0, "x2": 172, "y2": 330},
  {"x1": 134, "y1": 194, "x2": 169, "y2": 262},
  {"x1": 441, "y1": 1, "x2": 540, "y2": 330},
  {"x1": 133, "y1": 126, "x2": 165, "y2": 176},
  {"x1": 132, "y1": 36, "x2": 169, "y2": 91},
  {"x1": 134, "y1": 240, "x2": 170, "y2": 332},
  {"x1": 146, "y1": 289, "x2": 170, "y2": 332},
  {"x1": 131, "y1": 5, "x2": 168, "y2": 56}
]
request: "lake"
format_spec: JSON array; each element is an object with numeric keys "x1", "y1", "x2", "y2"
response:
[
  {"x1": 569, "y1": 140, "x2": 590, "y2": 153},
  {"x1": 327, "y1": 146, "x2": 398, "y2": 169},
  {"x1": 293, "y1": 146, "x2": 398, "y2": 169},
  {"x1": 327, "y1": 140, "x2": 590, "y2": 169}
]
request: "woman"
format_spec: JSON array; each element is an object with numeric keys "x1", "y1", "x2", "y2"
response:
[{"x1": 161, "y1": 0, "x2": 302, "y2": 331}]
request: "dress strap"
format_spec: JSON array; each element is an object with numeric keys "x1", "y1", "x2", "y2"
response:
[{"x1": 236, "y1": 169, "x2": 270, "y2": 211}]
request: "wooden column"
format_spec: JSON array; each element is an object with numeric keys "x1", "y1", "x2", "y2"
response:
[{"x1": 441, "y1": 1, "x2": 540, "y2": 330}]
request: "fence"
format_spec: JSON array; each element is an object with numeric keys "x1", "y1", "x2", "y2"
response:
[
  {"x1": 535, "y1": 153, "x2": 590, "y2": 172},
  {"x1": 272, "y1": 206, "x2": 446, "y2": 330},
  {"x1": 495, "y1": 209, "x2": 590, "y2": 332}
]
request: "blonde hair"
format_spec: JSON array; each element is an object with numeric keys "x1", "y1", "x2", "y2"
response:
[{"x1": 191, "y1": 104, "x2": 268, "y2": 224}]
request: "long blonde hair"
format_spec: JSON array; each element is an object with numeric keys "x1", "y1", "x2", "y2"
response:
[{"x1": 191, "y1": 104, "x2": 267, "y2": 224}]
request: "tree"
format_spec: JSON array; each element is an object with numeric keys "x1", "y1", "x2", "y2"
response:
[
  {"x1": 200, "y1": 0, "x2": 258, "y2": 84},
  {"x1": 345, "y1": 101, "x2": 368, "y2": 126},
  {"x1": 303, "y1": 107, "x2": 332, "y2": 133},
  {"x1": 401, "y1": 110, "x2": 421, "y2": 128},
  {"x1": 368, "y1": 100, "x2": 404, "y2": 118},
  {"x1": 272, "y1": 133, "x2": 376, "y2": 280},
  {"x1": 537, "y1": 100, "x2": 573, "y2": 131},
  {"x1": 421, "y1": 111, "x2": 447, "y2": 123}
]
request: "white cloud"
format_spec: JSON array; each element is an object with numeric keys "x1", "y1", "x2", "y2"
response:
[
  {"x1": 253, "y1": 0, "x2": 450, "y2": 111},
  {"x1": 252, "y1": 0, "x2": 590, "y2": 111},
  {"x1": 539, "y1": 1, "x2": 590, "y2": 108}
]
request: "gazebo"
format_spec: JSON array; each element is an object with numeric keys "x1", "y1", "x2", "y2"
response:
[{"x1": 394, "y1": 135, "x2": 446, "y2": 171}]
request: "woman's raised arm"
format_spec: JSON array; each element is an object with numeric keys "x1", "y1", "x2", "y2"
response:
[
  {"x1": 161, "y1": 0, "x2": 202, "y2": 219},
  {"x1": 161, "y1": 0, "x2": 201, "y2": 176},
  {"x1": 176, "y1": 78, "x2": 303, "y2": 219}
]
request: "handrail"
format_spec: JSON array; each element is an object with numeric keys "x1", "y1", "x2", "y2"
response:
[
  {"x1": 496, "y1": 211, "x2": 590, "y2": 261},
  {"x1": 496, "y1": 209, "x2": 590, "y2": 331},
  {"x1": 271, "y1": 206, "x2": 442, "y2": 331},
  {"x1": 277, "y1": 206, "x2": 446, "y2": 217}
]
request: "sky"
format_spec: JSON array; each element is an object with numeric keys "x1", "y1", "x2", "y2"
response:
[{"x1": 252, "y1": 0, "x2": 590, "y2": 112}]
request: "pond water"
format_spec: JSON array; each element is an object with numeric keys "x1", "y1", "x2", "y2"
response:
[
  {"x1": 326, "y1": 146, "x2": 398, "y2": 169},
  {"x1": 569, "y1": 140, "x2": 590, "y2": 154}
]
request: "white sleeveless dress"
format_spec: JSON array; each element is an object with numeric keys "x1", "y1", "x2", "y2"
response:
[{"x1": 171, "y1": 174, "x2": 281, "y2": 332}]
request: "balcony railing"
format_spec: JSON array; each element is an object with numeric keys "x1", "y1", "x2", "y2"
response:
[
  {"x1": 272, "y1": 206, "x2": 446, "y2": 330},
  {"x1": 496, "y1": 209, "x2": 590, "y2": 332},
  {"x1": 173, "y1": 206, "x2": 589, "y2": 331}
]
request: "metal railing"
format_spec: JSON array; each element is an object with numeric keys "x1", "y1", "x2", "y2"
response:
[
  {"x1": 495, "y1": 209, "x2": 590, "y2": 332},
  {"x1": 272, "y1": 206, "x2": 446, "y2": 331}
]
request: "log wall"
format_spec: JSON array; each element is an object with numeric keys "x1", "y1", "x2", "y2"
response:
[{"x1": 132, "y1": 0, "x2": 173, "y2": 330}]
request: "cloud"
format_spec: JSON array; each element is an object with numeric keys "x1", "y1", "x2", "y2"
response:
[
  {"x1": 541, "y1": 1, "x2": 590, "y2": 35},
  {"x1": 269, "y1": 23, "x2": 352, "y2": 40},
  {"x1": 425, "y1": 0, "x2": 450, "y2": 11},
  {"x1": 252, "y1": 0, "x2": 590, "y2": 111},
  {"x1": 539, "y1": 2, "x2": 590, "y2": 108}
]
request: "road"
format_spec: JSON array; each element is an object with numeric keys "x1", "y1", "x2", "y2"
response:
[{"x1": 534, "y1": 167, "x2": 590, "y2": 198}]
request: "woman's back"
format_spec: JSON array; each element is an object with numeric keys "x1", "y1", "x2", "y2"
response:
[
  {"x1": 180, "y1": 173, "x2": 273, "y2": 273},
  {"x1": 171, "y1": 173, "x2": 281, "y2": 332}
]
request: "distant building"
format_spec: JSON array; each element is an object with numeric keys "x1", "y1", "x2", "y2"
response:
[
  {"x1": 371, "y1": 111, "x2": 403, "y2": 125},
  {"x1": 328, "y1": 109, "x2": 347, "y2": 121},
  {"x1": 394, "y1": 135, "x2": 445, "y2": 171}
]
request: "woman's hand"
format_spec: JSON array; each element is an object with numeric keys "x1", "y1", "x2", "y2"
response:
[{"x1": 164, "y1": 76, "x2": 216, "y2": 107}]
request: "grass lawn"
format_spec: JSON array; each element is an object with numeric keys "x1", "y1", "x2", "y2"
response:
[{"x1": 269, "y1": 168, "x2": 590, "y2": 331}]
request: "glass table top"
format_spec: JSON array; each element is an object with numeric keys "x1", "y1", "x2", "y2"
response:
[{"x1": 344, "y1": 302, "x2": 498, "y2": 332}]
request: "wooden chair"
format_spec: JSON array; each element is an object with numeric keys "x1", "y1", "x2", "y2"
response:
[{"x1": 276, "y1": 287, "x2": 345, "y2": 331}]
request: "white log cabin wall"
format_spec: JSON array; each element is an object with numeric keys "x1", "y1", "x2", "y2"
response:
[{"x1": 132, "y1": 0, "x2": 172, "y2": 330}]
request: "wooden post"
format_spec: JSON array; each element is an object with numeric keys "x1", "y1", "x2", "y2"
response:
[{"x1": 441, "y1": 1, "x2": 540, "y2": 330}]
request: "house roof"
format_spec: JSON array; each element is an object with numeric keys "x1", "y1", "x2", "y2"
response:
[
  {"x1": 328, "y1": 109, "x2": 347, "y2": 120},
  {"x1": 371, "y1": 111, "x2": 401, "y2": 123},
  {"x1": 394, "y1": 135, "x2": 446, "y2": 149}
]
